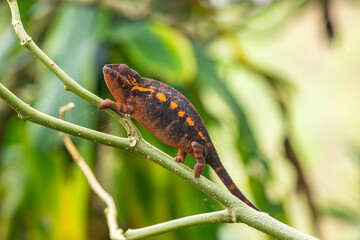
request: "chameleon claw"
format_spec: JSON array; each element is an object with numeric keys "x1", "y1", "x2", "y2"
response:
[
  {"x1": 98, "y1": 99, "x2": 113, "y2": 111},
  {"x1": 174, "y1": 150, "x2": 186, "y2": 163},
  {"x1": 174, "y1": 156, "x2": 185, "y2": 163}
]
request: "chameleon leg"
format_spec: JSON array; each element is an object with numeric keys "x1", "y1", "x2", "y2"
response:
[
  {"x1": 174, "y1": 150, "x2": 187, "y2": 163},
  {"x1": 191, "y1": 141, "x2": 206, "y2": 178},
  {"x1": 98, "y1": 99, "x2": 134, "y2": 114}
]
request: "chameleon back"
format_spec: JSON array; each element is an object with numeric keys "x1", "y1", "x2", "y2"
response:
[{"x1": 130, "y1": 77, "x2": 212, "y2": 154}]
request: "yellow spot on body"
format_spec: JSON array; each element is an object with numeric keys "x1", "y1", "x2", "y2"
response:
[
  {"x1": 198, "y1": 131, "x2": 206, "y2": 140},
  {"x1": 131, "y1": 86, "x2": 154, "y2": 93},
  {"x1": 186, "y1": 117, "x2": 195, "y2": 126},
  {"x1": 156, "y1": 93, "x2": 166, "y2": 102},
  {"x1": 170, "y1": 101, "x2": 178, "y2": 109},
  {"x1": 178, "y1": 111, "x2": 185, "y2": 117}
]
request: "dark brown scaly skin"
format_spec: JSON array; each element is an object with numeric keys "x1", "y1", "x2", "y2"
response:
[{"x1": 98, "y1": 64, "x2": 260, "y2": 211}]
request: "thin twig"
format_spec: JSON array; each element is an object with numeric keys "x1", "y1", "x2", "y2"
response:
[
  {"x1": 124, "y1": 210, "x2": 232, "y2": 240},
  {"x1": 59, "y1": 102, "x2": 124, "y2": 239},
  {"x1": 284, "y1": 137, "x2": 319, "y2": 224}
]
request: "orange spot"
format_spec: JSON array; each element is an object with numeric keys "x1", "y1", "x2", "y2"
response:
[
  {"x1": 228, "y1": 184, "x2": 236, "y2": 191},
  {"x1": 131, "y1": 77, "x2": 138, "y2": 85},
  {"x1": 198, "y1": 131, "x2": 206, "y2": 140},
  {"x1": 186, "y1": 117, "x2": 195, "y2": 126},
  {"x1": 131, "y1": 86, "x2": 154, "y2": 93},
  {"x1": 215, "y1": 167, "x2": 222, "y2": 172},
  {"x1": 170, "y1": 101, "x2": 178, "y2": 109},
  {"x1": 178, "y1": 111, "x2": 185, "y2": 117},
  {"x1": 156, "y1": 93, "x2": 166, "y2": 102},
  {"x1": 127, "y1": 75, "x2": 137, "y2": 85}
]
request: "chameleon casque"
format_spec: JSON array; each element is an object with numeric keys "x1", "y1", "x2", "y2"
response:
[{"x1": 98, "y1": 64, "x2": 260, "y2": 211}]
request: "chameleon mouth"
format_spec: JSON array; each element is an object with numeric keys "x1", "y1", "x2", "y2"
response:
[
  {"x1": 103, "y1": 65, "x2": 119, "y2": 80},
  {"x1": 103, "y1": 64, "x2": 131, "y2": 76},
  {"x1": 103, "y1": 64, "x2": 117, "y2": 73}
]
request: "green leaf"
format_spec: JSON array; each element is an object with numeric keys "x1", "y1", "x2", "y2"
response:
[
  {"x1": 0, "y1": 117, "x2": 28, "y2": 240},
  {"x1": 111, "y1": 21, "x2": 197, "y2": 85}
]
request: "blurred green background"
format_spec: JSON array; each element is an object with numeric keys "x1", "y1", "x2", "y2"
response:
[{"x1": 0, "y1": 0, "x2": 359, "y2": 239}]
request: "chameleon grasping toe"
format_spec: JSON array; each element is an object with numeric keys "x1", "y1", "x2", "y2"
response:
[{"x1": 98, "y1": 64, "x2": 260, "y2": 211}]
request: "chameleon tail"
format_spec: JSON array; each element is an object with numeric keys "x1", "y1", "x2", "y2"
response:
[{"x1": 207, "y1": 148, "x2": 261, "y2": 212}]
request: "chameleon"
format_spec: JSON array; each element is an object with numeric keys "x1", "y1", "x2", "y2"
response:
[{"x1": 98, "y1": 64, "x2": 260, "y2": 211}]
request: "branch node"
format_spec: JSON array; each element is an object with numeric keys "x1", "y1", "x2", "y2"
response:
[
  {"x1": 20, "y1": 36, "x2": 32, "y2": 47},
  {"x1": 228, "y1": 209, "x2": 238, "y2": 223},
  {"x1": 11, "y1": 20, "x2": 21, "y2": 26},
  {"x1": 111, "y1": 229, "x2": 126, "y2": 240},
  {"x1": 104, "y1": 207, "x2": 109, "y2": 215},
  {"x1": 129, "y1": 137, "x2": 137, "y2": 147},
  {"x1": 17, "y1": 113, "x2": 26, "y2": 121}
]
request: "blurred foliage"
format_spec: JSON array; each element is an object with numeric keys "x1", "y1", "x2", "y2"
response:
[{"x1": 1, "y1": 0, "x2": 360, "y2": 240}]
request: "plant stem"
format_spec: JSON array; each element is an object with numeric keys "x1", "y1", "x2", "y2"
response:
[
  {"x1": 124, "y1": 210, "x2": 232, "y2": 240},
  {"x1": 0, "y1": 83, "x2": 131, "y2": 150},
  {"x1": 7, "y1": 0, "x2": 139, "y2": 138},
  {"x1": 59, "y1": 103, "x2": 123, "y2": 237}
]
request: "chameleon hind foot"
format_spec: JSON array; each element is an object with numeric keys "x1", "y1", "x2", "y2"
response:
[{"x1": 191, "y1": 141, "x2": 206, "y2": 178}]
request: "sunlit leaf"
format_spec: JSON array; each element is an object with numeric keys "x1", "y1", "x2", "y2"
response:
[{"x1": 111, "y1": 21, "x2": 197, "y2": 85}]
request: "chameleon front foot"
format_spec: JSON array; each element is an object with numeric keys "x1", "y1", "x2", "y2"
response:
[
  {"x1": 98, "y1": 99, "x2": 135, "y2": 114},
  {"x1": 98, "y1": 99, "x2": 115, "y2": 111}
]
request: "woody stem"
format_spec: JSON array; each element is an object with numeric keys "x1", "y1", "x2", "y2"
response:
[{"x1": 6, "y1": 0, "x2": 140, "y2": 139}]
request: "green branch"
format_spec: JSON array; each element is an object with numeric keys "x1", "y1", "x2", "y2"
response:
[
  {"x1": 123, "y1": 210, "x2": 232, "y2": 239},
  {"x1": 3, "y1": 0, "x2": 319, "y2": 239},
  {"x1": 0, "y1": 83, "x2": 132, "y2": 150},
  {"x1": 7, "y1": 0, "x2": 138, "y2": 138}
]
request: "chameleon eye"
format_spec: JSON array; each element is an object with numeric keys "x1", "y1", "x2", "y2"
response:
[{"x1": 109, "y1": 71, "x2": 116, "y2": 78}]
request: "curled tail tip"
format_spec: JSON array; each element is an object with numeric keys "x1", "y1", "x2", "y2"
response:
[{"x1": 243, "y1": 199, "x2": 262, "y2": 212}]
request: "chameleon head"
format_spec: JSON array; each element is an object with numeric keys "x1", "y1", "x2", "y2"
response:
[
  {"x1": 103, "y1": 64, "x2": 141, "y2": 89},
  {"x1": 102, "y1": 64, "x2": 140, "y2": 103}
]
